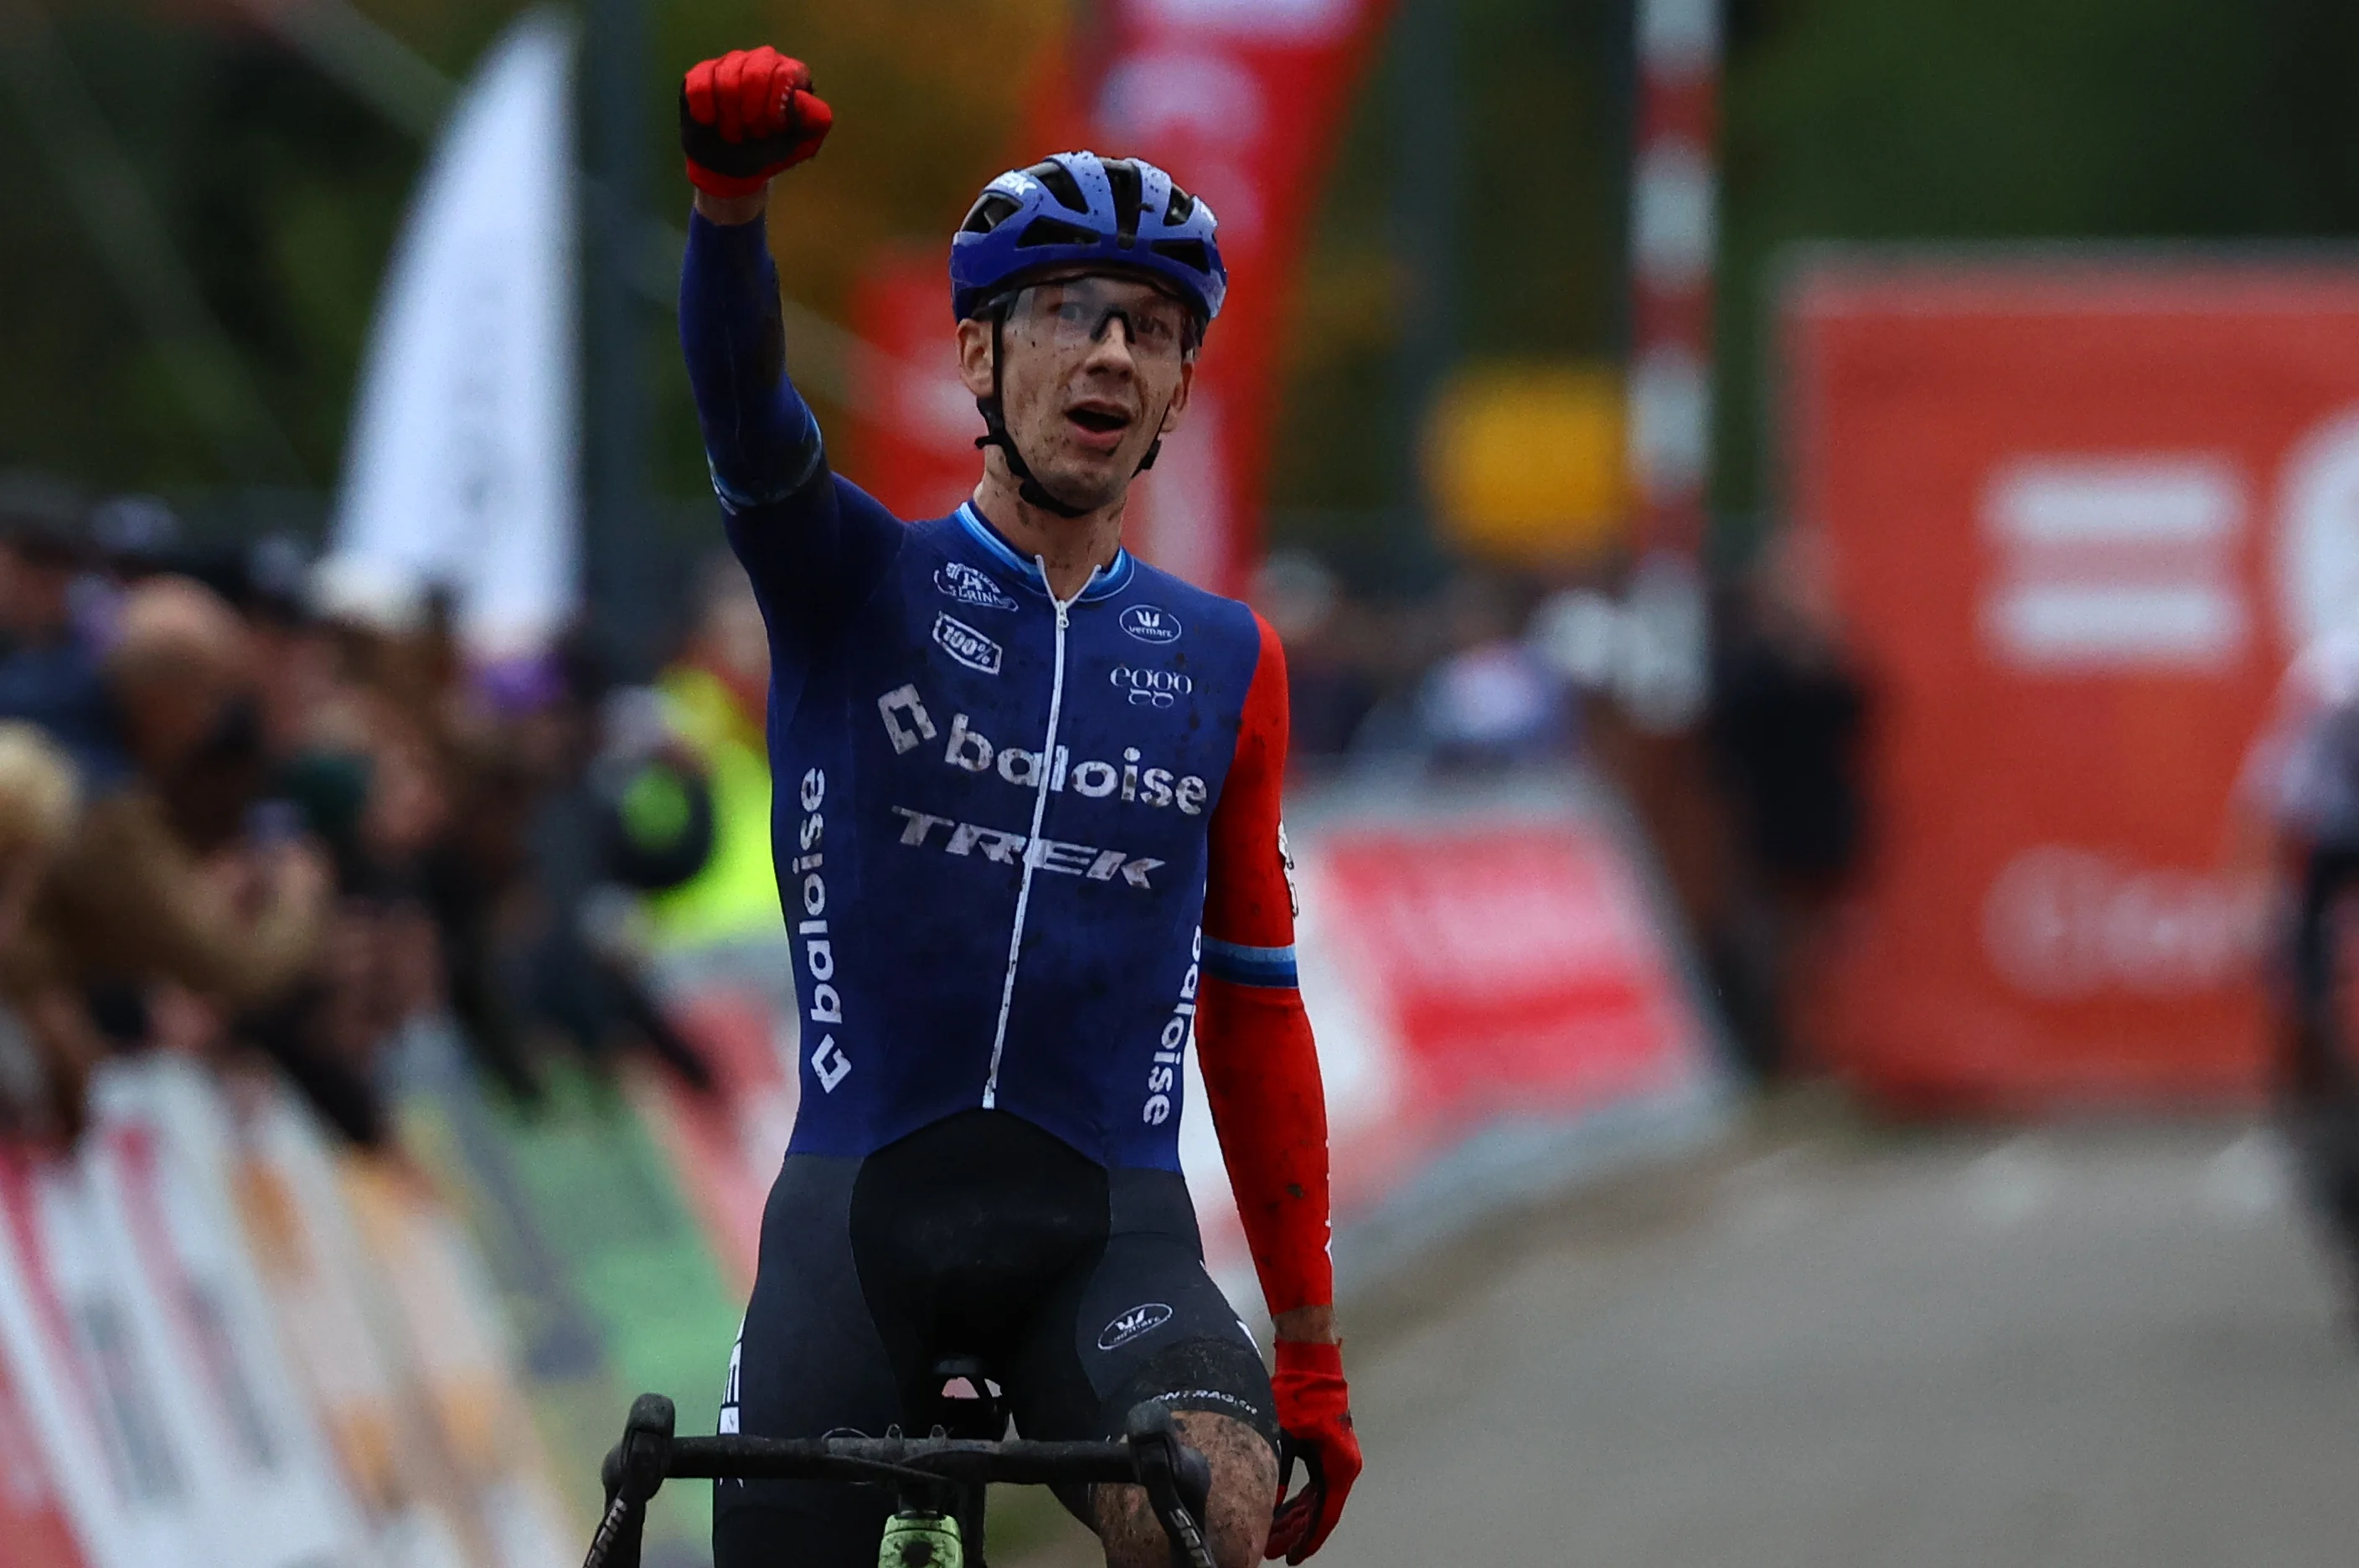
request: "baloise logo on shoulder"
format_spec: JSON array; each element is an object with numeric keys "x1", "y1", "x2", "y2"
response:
[{"x1": 1119, "y1": 604, "x2": 1182, "y2": 645}]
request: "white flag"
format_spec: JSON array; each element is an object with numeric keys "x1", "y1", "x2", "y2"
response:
[{"x1": 328, "y1": 11, "x2": 578, "y2": 659}]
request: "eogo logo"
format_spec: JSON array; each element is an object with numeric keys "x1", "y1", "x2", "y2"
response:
[{"x1": 1110, "y1": 666, "x2": 1193, "y2": 708}]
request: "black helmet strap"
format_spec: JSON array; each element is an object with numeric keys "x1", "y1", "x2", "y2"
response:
[{"x1": 973, "y1": 311, "x2": 1172, "y2": 521}]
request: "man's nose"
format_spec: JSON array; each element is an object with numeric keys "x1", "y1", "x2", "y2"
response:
[{"x1": 1083, "y1": 317, "x2": 1141, "y2": 370}]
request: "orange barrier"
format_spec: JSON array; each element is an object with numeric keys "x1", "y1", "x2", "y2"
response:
[{"x1": 1788, "y1": 255, "x2": 2359, "y2": 1110}]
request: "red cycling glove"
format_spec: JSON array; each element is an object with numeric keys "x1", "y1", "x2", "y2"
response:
[
  {"x1": 1266, "y1": 1340, "x2": 1360, "y2": 1562},
  {"x1": 679, "y1": 47, "x2": 834, "y2": 199}
]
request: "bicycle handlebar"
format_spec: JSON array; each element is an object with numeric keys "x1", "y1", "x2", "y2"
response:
[
  {"x1": 657, "y1": 1431, "x2": 1143, "y2": 1485},
  {"x1": 586, "y1": 1392, "x2": 1217, "y2": 1568}
]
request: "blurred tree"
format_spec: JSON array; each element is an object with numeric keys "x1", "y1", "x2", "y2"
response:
[
  {"x1": 0, "y1": 0, "x2": 1059, "y2": 510},
  {"x1": 0, "y1": 0, "x2": 417, "y2": 489},
  {"x1": 18, "y1": 0, "x2": 2359, "y2": 575}
]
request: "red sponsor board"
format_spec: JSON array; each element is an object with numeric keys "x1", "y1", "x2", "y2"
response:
[
  {"x1": 1316, "y1": 823, "x2": 1698, "y2": 1127},
  {"x1": 1788, "y1": 257, "x2": 2359, "y2": 1109}
]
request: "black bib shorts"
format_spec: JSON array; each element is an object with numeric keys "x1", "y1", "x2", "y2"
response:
[{"x1": 711, "y1": 1109, "x2": 1278, "y2": 1566}]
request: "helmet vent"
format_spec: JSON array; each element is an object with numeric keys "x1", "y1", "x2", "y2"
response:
[
  {"x1": 1150, "y1": 239, "x2": 1212, "y2": 274},
  {"x1": 961, "y1": 193, "x2": 1021, "y2": 235},
  {"x1": 1163, "y1": 187, "x2": 1198, "y2": 225},
  {"x1": 1017, "y1": 216, "x2": 1102, "y2": 249},
  {"x1": 1026, "y1": 159, "x2": 1090, "y2": 214},
  {"x1": 1106, "y1": 160, "x2": 1145, "y2": 243}
]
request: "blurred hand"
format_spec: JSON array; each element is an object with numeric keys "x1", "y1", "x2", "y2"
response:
[{"x1": 679, "y1": 48, "x2": 833, "y2": 199}]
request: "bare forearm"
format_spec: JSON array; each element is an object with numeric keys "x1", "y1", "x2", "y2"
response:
[{"x1": 1272, "y1": 1303, "x2": 1336, "y2": 1344}]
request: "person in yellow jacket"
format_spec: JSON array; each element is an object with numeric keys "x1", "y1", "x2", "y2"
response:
[{"x1": 645, "y1": 559, "x2": 789, "y2": 985}]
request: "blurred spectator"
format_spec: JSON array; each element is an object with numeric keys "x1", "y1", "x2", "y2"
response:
[
  {"x1": 0, "y1": 723, "x2": 101, "y2": 1139},
  {"x1": 0, "y1": 576, "x2": 356, "y2": 1131},
  {"x1": 644, "y1": 556, "x2": 788, "y2": 988},
  {"x1": 502, "y1": 638, "x2": 716, "y2": 1093},
  {"x1": 1252, "y1": 549, "x2": 1378, "y2": 765},
  {"x1": 1413, "y1": 570, "x2": 1573, "y2": 769},
  {"x1": 0, "y1": 480, "x2": 115, "y2": 777},
  {"x1": 1707, "y1": 531, "x2": 1868, "y2": 896},
  {"x1": 1702, "y1": 528, "x2": 1871, "y2": 1077}
]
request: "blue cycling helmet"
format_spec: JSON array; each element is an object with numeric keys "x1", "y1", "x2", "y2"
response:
[{"x1": 950, "y1": 152, "x2": 1226, "y2": 329}]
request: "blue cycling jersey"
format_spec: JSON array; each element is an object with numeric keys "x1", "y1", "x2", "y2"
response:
[{"x1": 681, "y1": 213, "x2": 1293, "y2": 1173}]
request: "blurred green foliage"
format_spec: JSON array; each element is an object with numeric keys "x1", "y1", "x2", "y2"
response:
[
  {"x1": 8, "y1": 0, "x2": 2359, "y2": 560},
  {"x1": 0, "y1": 0, "x2": 1060, "y2": 504}
]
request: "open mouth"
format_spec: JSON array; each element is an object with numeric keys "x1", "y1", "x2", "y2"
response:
[{"x1": 1066, "y1": 404, "x2": 1133, "y2": 438}]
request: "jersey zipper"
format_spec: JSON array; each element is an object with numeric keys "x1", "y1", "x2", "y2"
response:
[{"x1": 982, "y1": 565, "x2": 1083, "y2": 1108}]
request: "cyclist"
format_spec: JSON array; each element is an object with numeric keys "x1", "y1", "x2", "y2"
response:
[
  {"x1": 2246, "y1": 626, "x2": 2359, "y2": 1258},
  {"x1": 675, "y1": 48, "x2": 1360, "y2": 1568}
]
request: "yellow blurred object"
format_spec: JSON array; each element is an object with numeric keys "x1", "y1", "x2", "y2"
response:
[{"x1": 1426, "y1": 363, "x2": 1630, "y2": 564}]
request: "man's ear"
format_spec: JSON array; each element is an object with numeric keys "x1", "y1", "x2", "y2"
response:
[
  {"x1": 956, "y1": 317, "x2": 998, "y2": 400},
  {"x1": 1158, "y1": 354, "x2": 1197, "y2": 436}
]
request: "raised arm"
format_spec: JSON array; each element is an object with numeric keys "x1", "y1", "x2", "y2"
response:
[
  {"x1": 676, "y1": 49, "x2": 899, "y2": 660},
  {"x1": 1195, "y1": 611, "x2": 1361, "y2": 1562}
]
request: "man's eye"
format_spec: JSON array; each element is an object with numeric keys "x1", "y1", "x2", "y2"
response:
[{"x1": 1051, "y1": 300, "x2": 1092, "y2": 324}]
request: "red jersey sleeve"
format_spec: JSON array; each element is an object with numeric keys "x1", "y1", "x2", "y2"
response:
[{"x1": 1196, "y1": 611, "x2": 1333, "y2": 1317}]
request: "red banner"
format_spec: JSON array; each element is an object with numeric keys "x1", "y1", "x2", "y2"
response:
[
  {"x1": 849, "y1": 0, "x2": 1388, "y2": 592},
  {"x1": 1789, "y1": 257, "x2": 2359, "y2": 1110}
]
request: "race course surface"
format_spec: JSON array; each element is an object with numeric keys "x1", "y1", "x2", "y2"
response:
[{"x1": 1319, "y1": 1117, "x2": 2359, "y2": 1568}]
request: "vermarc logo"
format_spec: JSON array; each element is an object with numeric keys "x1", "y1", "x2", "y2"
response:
[
  {"x1": 1097, "y1": 1302, "x2": 1174, "y2": 1351},
  {"x1": 1119, "y1": 604, "x2": 1183, "y2": 645},
  {"x1": 1110, "y1": 665, "x2": 1194, "y2": 708}
]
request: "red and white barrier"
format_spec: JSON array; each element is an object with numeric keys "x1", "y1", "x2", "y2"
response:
[{"x1": 0, "y1": 1060, "x2": 573, "y2": 1568}]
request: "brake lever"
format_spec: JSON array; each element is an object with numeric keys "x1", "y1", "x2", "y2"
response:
[
  {"x1": 586, "y1": 1394, "x2": 676, "y2": 1568},
  {"x1": 1125, "y1": 1402, "x2": 1219, "y2": 1568}
]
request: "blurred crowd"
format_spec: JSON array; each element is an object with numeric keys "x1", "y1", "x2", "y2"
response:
[
  {"x1": 0, "y1": 473, "x2": 787, "y2": 1152},
  {"x1": 0, "y1": 464, "x2": 1872, "y2": 1151}
]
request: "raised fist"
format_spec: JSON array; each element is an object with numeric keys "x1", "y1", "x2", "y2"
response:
[{"x1": 679, "y1": 47, "x2": 833, "y2": 199}]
